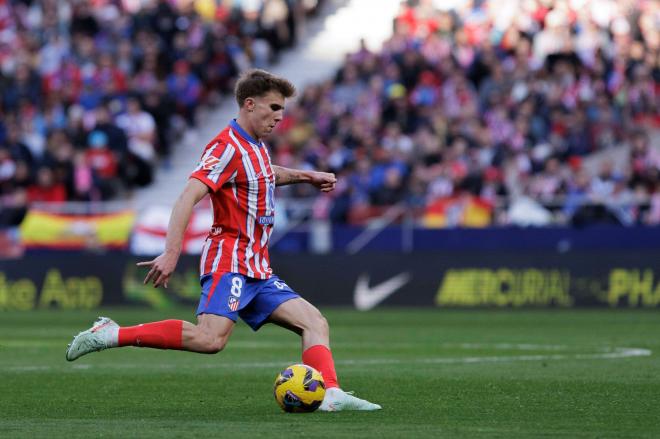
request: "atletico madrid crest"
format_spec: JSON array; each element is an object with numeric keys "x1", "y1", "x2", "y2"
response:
[{"x1": 228, "y1": 296, "x2": 240, "y2": 311}]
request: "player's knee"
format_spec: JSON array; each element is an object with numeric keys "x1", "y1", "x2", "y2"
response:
[
  {"x1": 196, "y1": 327, "x2": 229, "y2": 354},
  {"x1": 318, "y1": 314, "x2": 329, "y2": 336},
  {"x1": 202, "y1": 336, "x2": 228, "y2": 354},
  {"x1": 207, "y1": 339, "x2": 227, "y2": 354},
  {"x1": 308, "y1": 311, "x2": 329, "y2": 337}
]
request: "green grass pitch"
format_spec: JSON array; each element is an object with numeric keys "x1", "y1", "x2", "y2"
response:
[{"x1": 1, "y1": 308, "x2": 659, "y2": 438}]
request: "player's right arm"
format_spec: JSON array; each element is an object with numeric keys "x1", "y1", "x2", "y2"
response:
[{"x1": 137, "y1": 178, "x2": 209, "y2": 288}]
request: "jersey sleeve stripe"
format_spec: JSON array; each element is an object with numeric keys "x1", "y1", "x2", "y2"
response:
[
  {"x1": 193, "y1": 141, "x2": 219, "y2": 173},
  {"x1": 208, "y1": 144, "x2": 236, "y2": 184}
]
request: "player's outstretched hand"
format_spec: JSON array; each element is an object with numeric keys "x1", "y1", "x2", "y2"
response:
[
  {"x1": 309, "y1": 171, "x2": 336, "y2": 193},
  {"x1": 137, "y1": 251, "x2": 179, "y2": 288}
]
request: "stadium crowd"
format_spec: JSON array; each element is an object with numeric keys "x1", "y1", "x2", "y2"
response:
[
  {"x1": 271, "y1": 0, "x2": 660, "y2": 226},
  {"x1": 0, "y1": 0, "x2": 321, "y2": 228},
  {"x1": 1, "y1": 0, "x2": 658, "y2": 230}
]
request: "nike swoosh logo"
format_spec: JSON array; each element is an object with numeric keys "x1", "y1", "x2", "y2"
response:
[{"x1": 353, "y1": 272, "x2": 411, "y2": 311}]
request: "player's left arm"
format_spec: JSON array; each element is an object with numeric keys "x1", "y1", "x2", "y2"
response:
[{"x1": 272, "y1": 165, "x2": 336, "y2": 193}]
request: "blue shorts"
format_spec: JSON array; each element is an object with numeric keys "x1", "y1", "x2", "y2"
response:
[{"x1": 196, "y1": 273, "x2": 300, "y2": 331}]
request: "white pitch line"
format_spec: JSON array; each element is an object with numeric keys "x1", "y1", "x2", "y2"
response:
[
  {"x1": 3, "y1": 347, "x2": 651, "y2": 373},
  {"x1": 5, "y1": 365, "x2": 52, "y2": 372},
  {"x1": 451, "y1": 343, "x2": 570, "y2": 351}
]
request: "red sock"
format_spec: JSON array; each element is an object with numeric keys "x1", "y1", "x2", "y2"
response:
[
  {"x1": 118, "y1": 320, "x2": 183, "y2": 349},
  {"x1": 302, "y1": 345, "x2": 339, "y2": 389}
]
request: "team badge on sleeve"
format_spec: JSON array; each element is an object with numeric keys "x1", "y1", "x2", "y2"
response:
[{"x1": 202, "y1": 155, "x2": 221, "y2": 170}]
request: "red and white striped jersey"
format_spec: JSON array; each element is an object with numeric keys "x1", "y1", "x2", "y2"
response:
[{"x1": 190, "y1": 120, "x2": 276, "y2": 279}]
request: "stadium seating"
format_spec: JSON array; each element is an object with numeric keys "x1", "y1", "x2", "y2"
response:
[{"x1": 271, "y1": 0, "x2": 659, "y2": 226}]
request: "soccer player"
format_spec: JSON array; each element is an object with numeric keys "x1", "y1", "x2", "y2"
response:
[{"x1": 66, "y1": 69, "x2": 381, "y2": 412}]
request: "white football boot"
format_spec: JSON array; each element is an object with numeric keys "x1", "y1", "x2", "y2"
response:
[
  {"x1": 318, "y1": 387, "x2": 382, "y2": 411},
  {"x1": 66, "y1": 317, "x2": 119, "y2": 361}
]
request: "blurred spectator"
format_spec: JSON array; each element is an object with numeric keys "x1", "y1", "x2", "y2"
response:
[
  {"x1": 116, "y1": 97, "x2": 156, "y2": 164},
  {"x1": 166, "y1": 60, "x2": 202, "y2": 127},
  {"x1": 116, "y1": 97, "x2": 156, "y2": 188},
  {"x1": 27, "y1": 167, "x2": 66, "y2": 204},
  {"x1": 72, "y1": 150, "x2": 98, "y2": 202},
  {"x1": 93, "y1": 105, "x2": 128, "y2": 159},
  {"x1": 85, "y1": 130, "x2": 118, "y2": 199}
]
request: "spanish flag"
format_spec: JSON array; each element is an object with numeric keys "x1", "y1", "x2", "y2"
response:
[
  {"x1": 422, "y1": 196, "x2": 493, "y2": 228},
  {"x1": 19, "y1": 209, "x2": 135, "y2": 249}
]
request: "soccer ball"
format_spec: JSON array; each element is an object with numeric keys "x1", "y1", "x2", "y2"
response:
[{"x1": 273, "y1": 364, "x2": 326, "y2": 413}]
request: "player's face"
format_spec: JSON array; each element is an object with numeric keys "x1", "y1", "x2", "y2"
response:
[{"x1": 248, "y1": 91, "x2": 285, "y2": 139}]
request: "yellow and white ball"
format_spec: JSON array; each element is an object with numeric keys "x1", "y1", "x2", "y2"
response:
[{"x1": 273, "y1": 364, "x2": 326, "y2": 413}]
